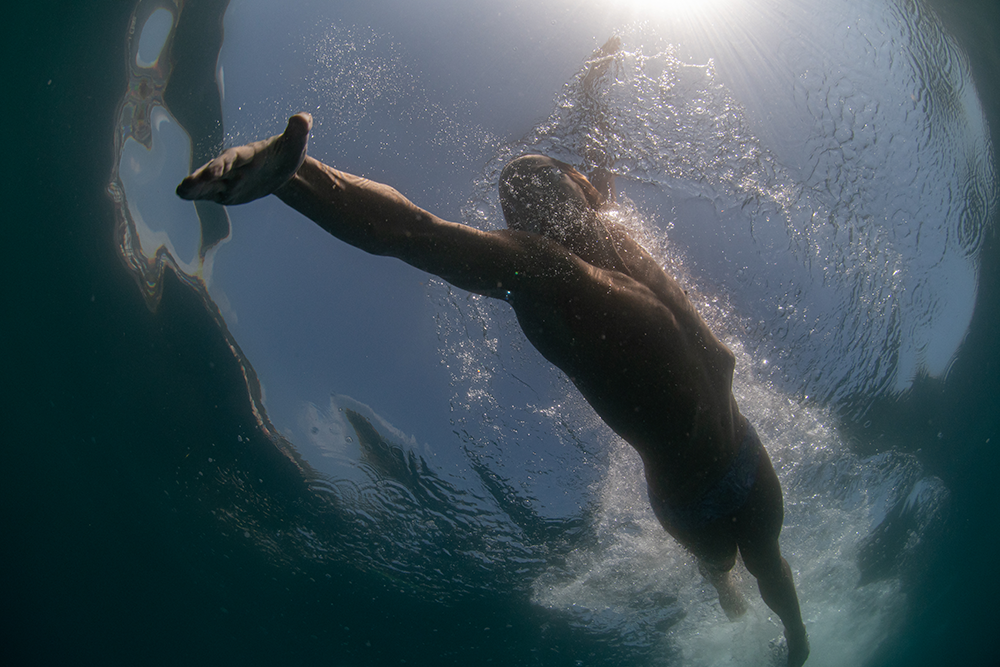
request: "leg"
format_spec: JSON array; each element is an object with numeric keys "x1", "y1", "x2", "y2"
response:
[
  {"x1": 648, "y1": 491, "x2": 748, "y2": 621},
  {"x1": 735, "y1": 450, "x2": 809, "y2": 667},
  {"x1": 698, "y1": 557, "x2": 748, "y2": 621},
  {"x1": 685, "y1": 531, "x2": 749, "y2": 621}
]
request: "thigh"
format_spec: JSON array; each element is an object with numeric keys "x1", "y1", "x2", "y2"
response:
[
  {"x1": 733, "y1": 446, "x2": 785, "y2": 573},
  {"x1": 653, "y1": 508, "x2": 740, "y2": 571}
]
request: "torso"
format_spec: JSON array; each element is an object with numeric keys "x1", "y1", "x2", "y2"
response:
[{"x1": 507, "y1": 223, "x2": 745, "y2": 506}]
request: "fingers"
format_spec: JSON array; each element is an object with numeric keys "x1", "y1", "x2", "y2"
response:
[
  {"x1": 175, "y1": 177, "x2": 197, "y2": 200},
  {"x1": 175, "y1": 146, "x2": 245, "y2": 201},
  {"x1": 174, "y1": 113, "x2": 312, "y2": 204},
  {"x1": 176, "y1": 169, "x2": 225, "y2": 201},
  {"x1": 589, "y1": 35, "x2": 621, "y2": 62},
  {"x1": 600, "y1": 35, "x2": 621, "y2": 55},
  {"x1": 175, "y1": 175, "x2": 209, "y2": 201},
  {"x1": 584, "y1": 42, "x2": 619, "y2": 92},
  {"x1": 223, "y1": 144, "x2": 256, "y2": 171},
  {"x1": 176, "y1": 159, "x2": 223, "y2": 200},
  {"x1": 175, "y1": 165, "x2": 210, "y2": 200}
]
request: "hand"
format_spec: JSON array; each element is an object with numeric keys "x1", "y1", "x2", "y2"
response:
[
  {"x1": 176, "y1": 113, "x2": 313, "y2": 205},
  {"x1": 583, "y1": 35, "x2": 621, "y2": 92}
]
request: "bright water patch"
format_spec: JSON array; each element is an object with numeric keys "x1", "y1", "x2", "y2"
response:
[
  {"x1": 135, "y1": 8, "x2": 173, "y2": 69},
  {"x1": 110, "y1": 0, "x2": 229, "y2": 307},
  {"x1": 118, "y1": 108, "x2": 201, "y2": 274}
]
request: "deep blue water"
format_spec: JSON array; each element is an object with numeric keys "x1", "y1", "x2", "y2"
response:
[{"x1": 4, "y1": 1, "x2": 1000, "y2": 666}]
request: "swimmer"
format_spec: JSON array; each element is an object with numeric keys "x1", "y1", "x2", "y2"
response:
[{"x1": 177, "y1": 38, "x2": 809, "y2": 666}]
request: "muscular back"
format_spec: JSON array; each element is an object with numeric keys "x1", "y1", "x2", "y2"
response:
[{"x1": 504, "y1": 219, "x2": 744, "y2": 505}]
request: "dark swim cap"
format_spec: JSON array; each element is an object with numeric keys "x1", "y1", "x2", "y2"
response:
[{"x1": 499, "y1": 155, "x2": 604, "y2": 239}]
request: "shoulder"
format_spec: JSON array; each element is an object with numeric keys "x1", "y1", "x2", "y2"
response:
[{"x1": 405, "y1": 224, "x2": 590, "y2": 299}]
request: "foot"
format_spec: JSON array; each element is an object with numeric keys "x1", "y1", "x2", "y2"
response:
[
  {"x1": 786, "y1": 627, "x2": 810, "y2": 667},
  {"x1": 715, "y1": 573, "x2": 749, "y2": 620},
  {"x1": 699, "y1": 562, "x2": 748, "y2": 620},
  {"x1": 176, "y1": 113, "x2": 312, "y2": 205}
]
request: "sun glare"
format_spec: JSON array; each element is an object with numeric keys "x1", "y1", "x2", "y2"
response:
[
  {"x1": 617, "y1": 0, "x2": 731, "y2": 18},
  {"x1": 590, "y1": 0, "x2": 750, "y2": 55}
]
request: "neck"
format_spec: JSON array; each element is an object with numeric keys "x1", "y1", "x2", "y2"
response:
[{"x1": 563, "y1": 215, "x2": 631, "y2": 276}]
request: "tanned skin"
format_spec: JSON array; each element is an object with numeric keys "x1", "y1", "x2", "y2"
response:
[{"x1": 177, "y1": 40, "x2": 808, "y2": 666}]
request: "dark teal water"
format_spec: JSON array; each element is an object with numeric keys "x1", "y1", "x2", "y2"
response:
[{"x1": 4, "y1": 1, "x2": 999, "y2": 665}]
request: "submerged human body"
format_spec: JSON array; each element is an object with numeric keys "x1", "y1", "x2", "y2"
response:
[{"x1": 177, "y1": 45, "x2": 808, "y2": 666}]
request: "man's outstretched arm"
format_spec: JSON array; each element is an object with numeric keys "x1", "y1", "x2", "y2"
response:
[
  {"x1": 176, "y1": 113, "x2": 581, "y2": 298},
  {"x1": 275, "y1": 154, "x2": 556, "y2": 295}
]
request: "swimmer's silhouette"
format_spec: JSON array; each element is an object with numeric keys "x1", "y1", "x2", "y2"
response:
[{"x1": 177, "y1": 38, "x2": 809, "y2": 666}]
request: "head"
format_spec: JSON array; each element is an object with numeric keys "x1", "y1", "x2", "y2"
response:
[{"x1": 498, "y1": 155, "x2": 605, "y2": 246}]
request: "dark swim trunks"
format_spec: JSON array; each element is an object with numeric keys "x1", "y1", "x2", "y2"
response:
[{"x1": 648, "y1": 423, "x2": 763, "y2": 534}]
